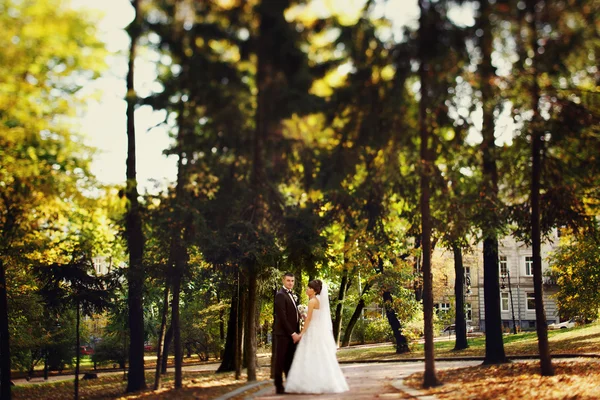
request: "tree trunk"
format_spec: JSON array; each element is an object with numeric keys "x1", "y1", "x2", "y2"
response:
[
  {"x1": 0, "y1": 258, "x2": 11, "y2": 400},
  {"x1": 161, "y1": 324, "x2": 173, "y2": 374},
  {"x1": 418, "y1": 0, "x2": 439, "y2": 388},
  {"x1": 74, "y1": 302, "x2": 81, "y2": 400},
  {"x1": 479, "y1": 0, "x2": 508, "y2": 365},
  {"x1": 154, "y1": 275, "x2": 170, "y2": 389},
  {"x1": 43, "y1": 351, "x2": 48, "y2": 381},
  {"x1": 244, "y1": 267, "x2": 258, "y2": 381},
  {"x1": 483, "y1": 238, "x2": 507, "y2": 363},
  {"x1": 413, "y1": 236, "x2": 423, "y2": 302},
  {"x1": 453, "y1": 244, "x2": 468, "y2": 350},
  {"x1": 341, "y1": 282, "x2": 372, "y2": 347},
  {"x1": 382, "y1": 291, "x2": 409, "y2": 354},
  {"x1": 218, "y1": 291, "x2": 225, "y2": 342},
  {"x1": 217, "y1": 290, "x2": 239, "y2": 373},
  {"x1": 235, "y1": 284, "x2": 245, "y2": 380},
  {"x1": 243, "y1": 0, "x2": 287, "y2": 383},
  {"x1": 171, "y1": 262, "x2": 183, "y2": 388},
  {"x1": 332, "y1": 267, "x2": 349, "y2": 345},
  {"x1": 125, "y1": 0, "x2": 146, "y2": 392},
  {"x1": 270, "y1": 286, "x2": 276, "y2": 379},
  {"x1": 527, "y1": 0, "x2": 553, "y2": 376}
]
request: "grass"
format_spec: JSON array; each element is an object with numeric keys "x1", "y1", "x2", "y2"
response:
[
  {"x1": 336, "y1": 322, "x2": 600, "y2": 362},
  {"x1": 13, "y1": 354, "x2": 215, "y2": 380}
]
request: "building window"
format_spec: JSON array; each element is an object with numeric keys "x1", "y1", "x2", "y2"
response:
[
  {"x1": 465, "y1": 303, "x2": 472, "y2": 321},
  {"x1": 465, "y1": 267, "x2": 471, "y2": 278},
  {"x1": 525, "y1": 256, "x2": 534, "y2": 276},
  {"x1": 499, "y1": 256, "x2": 508, "y2": 277},
  {"x1": 527, "y1": 293, "x2": 536, "y2": 310},
  {"x1": 501, "y1": 293, "x2": 509, "y2": 311},
  {"x1": 436, "y1": 303, "x2": 451, "y2": 313}
]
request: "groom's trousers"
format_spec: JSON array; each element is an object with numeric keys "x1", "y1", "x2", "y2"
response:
[{"x1": 274, "y1": 334, "x2": 296, "y2": 391}]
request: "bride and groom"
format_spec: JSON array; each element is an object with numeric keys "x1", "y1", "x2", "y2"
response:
[{"x1": 273, "y1": 272, "x2": 349, "y2": 394}]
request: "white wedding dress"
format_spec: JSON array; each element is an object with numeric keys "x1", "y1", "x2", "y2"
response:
[{"x1": 284, "y1": 283, "x2": 349, "y2": 394}]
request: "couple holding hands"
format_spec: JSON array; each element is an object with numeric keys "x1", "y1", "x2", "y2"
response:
[{"x1": 273, "y1": 272, "x2": 349, "y2": 394}]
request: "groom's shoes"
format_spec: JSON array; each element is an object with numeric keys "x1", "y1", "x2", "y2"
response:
[{"x1": 275, "y1": 387, "x2": 285, "y2": 394}]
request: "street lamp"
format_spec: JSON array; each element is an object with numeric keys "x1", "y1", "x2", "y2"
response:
[{"x1": 500, "y1": 270, "x2": 518, "y2": 334}]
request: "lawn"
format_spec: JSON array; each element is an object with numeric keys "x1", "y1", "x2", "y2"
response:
[{"x1": 336, "y1": 322, "x2": 600, "y2": 362}]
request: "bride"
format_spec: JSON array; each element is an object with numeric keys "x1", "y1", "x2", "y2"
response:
[{"x1": 284, "y1": 279, "x2": 349, "y2": 394}]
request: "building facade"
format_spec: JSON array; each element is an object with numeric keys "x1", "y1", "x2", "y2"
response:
[{"x1": 433, "y1": 231, "x2": 560, "y2": 332}]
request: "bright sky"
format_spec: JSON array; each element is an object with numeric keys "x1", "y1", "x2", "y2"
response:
[
  {"x1": 72, "y1": 0, "x2": 488, "y2": 193},
  {"x1": 72, "y1": 0, "x2": 176, "y2": 193}
]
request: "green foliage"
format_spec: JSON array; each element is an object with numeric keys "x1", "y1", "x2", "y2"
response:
[
  {"x1": 549, "y1": 229, "x2": 600, "y2": 322},
  {"x1": 363, "y1": 317, "x2": 394, "y2": 344},
  {"x1": 44, "y1": 310, "x2": 79, "y2": 372},
  {"x1": 92, "y1": 334, "x2": 127, "y2": 368},
  {"x1": 180, "y1": 300, "x2": 226, "y2": 361}
]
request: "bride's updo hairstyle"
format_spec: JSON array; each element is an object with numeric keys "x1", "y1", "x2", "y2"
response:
[{"x1": 308, "y1": 279, "x2": 322, "y2": 295}]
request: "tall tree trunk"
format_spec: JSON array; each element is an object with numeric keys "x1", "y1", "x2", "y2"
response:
[
  {"x1": 43, "y1": 350, "x2": 48, "y2": 381},
  {"x1": 154, "y1": 275, "x2": 170, "y2": 389},
  {"x1": 161, "y1": 324, "x2": 173, "y2": 374},
  {"x1": 382, "y1": 291, "x2": 409, "y2": 353},
  {"x1": 527, "y1": 0, "x2": 554, "y2": 377},
  {"x1": 218, "y1": 292, "x2": 225, "y2": 343},
  {"x1": 171, "y1": 258, "x2": 183, "y2": 388},
  {"x1": 74, "y1": 302, "x2": 81, "y2": 400},
  {"x1": 243, "y1": 0, "x2": 288, "y2": 382},
  {"x1": 341, "y1": 282, "x2": 372, "y2": 347},
  {"x1": 0, "y1": 258, "x2": 11, "y2": 400},
  {"x1": 169, "y1": 41, "x2": 192, "y2": 386},
  {"x1": 418, "y1": 0, "x2": 438, "y2": 388},
  {"x1": 453, "y1": 244, "x2": 468, "y2": 350},
  {"x1": 217, "y1": 290, "x2": 239, "y2": 373},
  {"x1": 483, "y1": 237, "x2": 506, "y2": 362},
  {"x1": 235, "y1": 284, "x2": 245, "y2": 380},
  {"x1": 332, "y1": 267, "x2": 349, "y2": 345},
  {"x1": 413, "y1": 236, "x2": 423, "y2": 302},
  {"x1": 270, "y1": 287, "x2": 276, "y2": 379},
  {"x1": 125, "y1": 0, "x2": 146, "y2": 392},
  {"x1": 245, "y1": 267, "x2": 258, "y2": 381},
  {"x1": 479, "y1": 0, "x2": 508, "y2": 365}
]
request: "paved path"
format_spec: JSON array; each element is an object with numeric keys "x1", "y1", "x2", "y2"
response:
[
  {"x1": 12, "y1": 362, "x2": 219, "y2": 386},
  {"x1": 246, "y1": 360, "x2": 482, "y2": 400}
]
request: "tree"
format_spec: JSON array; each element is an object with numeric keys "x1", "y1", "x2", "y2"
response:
[
  {"x1": 477, "y1": 0, "x2": 508, "y2": 365},
  {"x1": 37, "y1": 252, "x2": 112, "y2": 400},
  {"x1": 0, "y1": 1, "x2": 105, "y2": 396},
  {"x1": 549, "y1": 228, "x2": 600, "y2": 322},
  {"x1": 526, "y1": 0, "x2": 554, "y2": 377},
  {"x1": 124, "y1": 0, "x2": 146, "y2": 392},
  {"x1": 418, "y1": 0, "x2": 439, "y2": 387}
]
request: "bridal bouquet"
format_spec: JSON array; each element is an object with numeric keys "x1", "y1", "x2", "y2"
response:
[{"x1": 298, "y1": 304, "x2": 308, "y2": 319}]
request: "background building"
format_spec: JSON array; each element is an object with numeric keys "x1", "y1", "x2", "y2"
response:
[{"x1": 433, "y1": 230, "x2": 560, "y2": 332}]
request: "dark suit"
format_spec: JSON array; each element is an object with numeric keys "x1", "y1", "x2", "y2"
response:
[{"x1": 273, "y1": 287, "x2": 300, "y2": 392}]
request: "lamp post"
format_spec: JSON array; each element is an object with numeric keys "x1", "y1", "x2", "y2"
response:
[
  {"x1": 501, "y1": 270, "x2": 517, "y2": 334},
  {"x1": 465, "y1": 275, "x2": 472, "y2": 328}
]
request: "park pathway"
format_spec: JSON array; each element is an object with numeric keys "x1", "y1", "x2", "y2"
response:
[{"x1": 242, "y1": 360, "x2": 482, "y2": 400}]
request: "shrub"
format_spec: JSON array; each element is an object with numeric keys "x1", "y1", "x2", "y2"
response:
[
  {"x1": 363, "y1": 317, "x2": 394, "y2": 343},
  {"x1": 92, "y1": 335, "x2": 126, "y2": 368}
]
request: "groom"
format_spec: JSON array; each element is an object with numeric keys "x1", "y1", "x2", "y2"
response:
[{"x1": 273, "y1": 272, "x2": 301, "y2": 394}]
